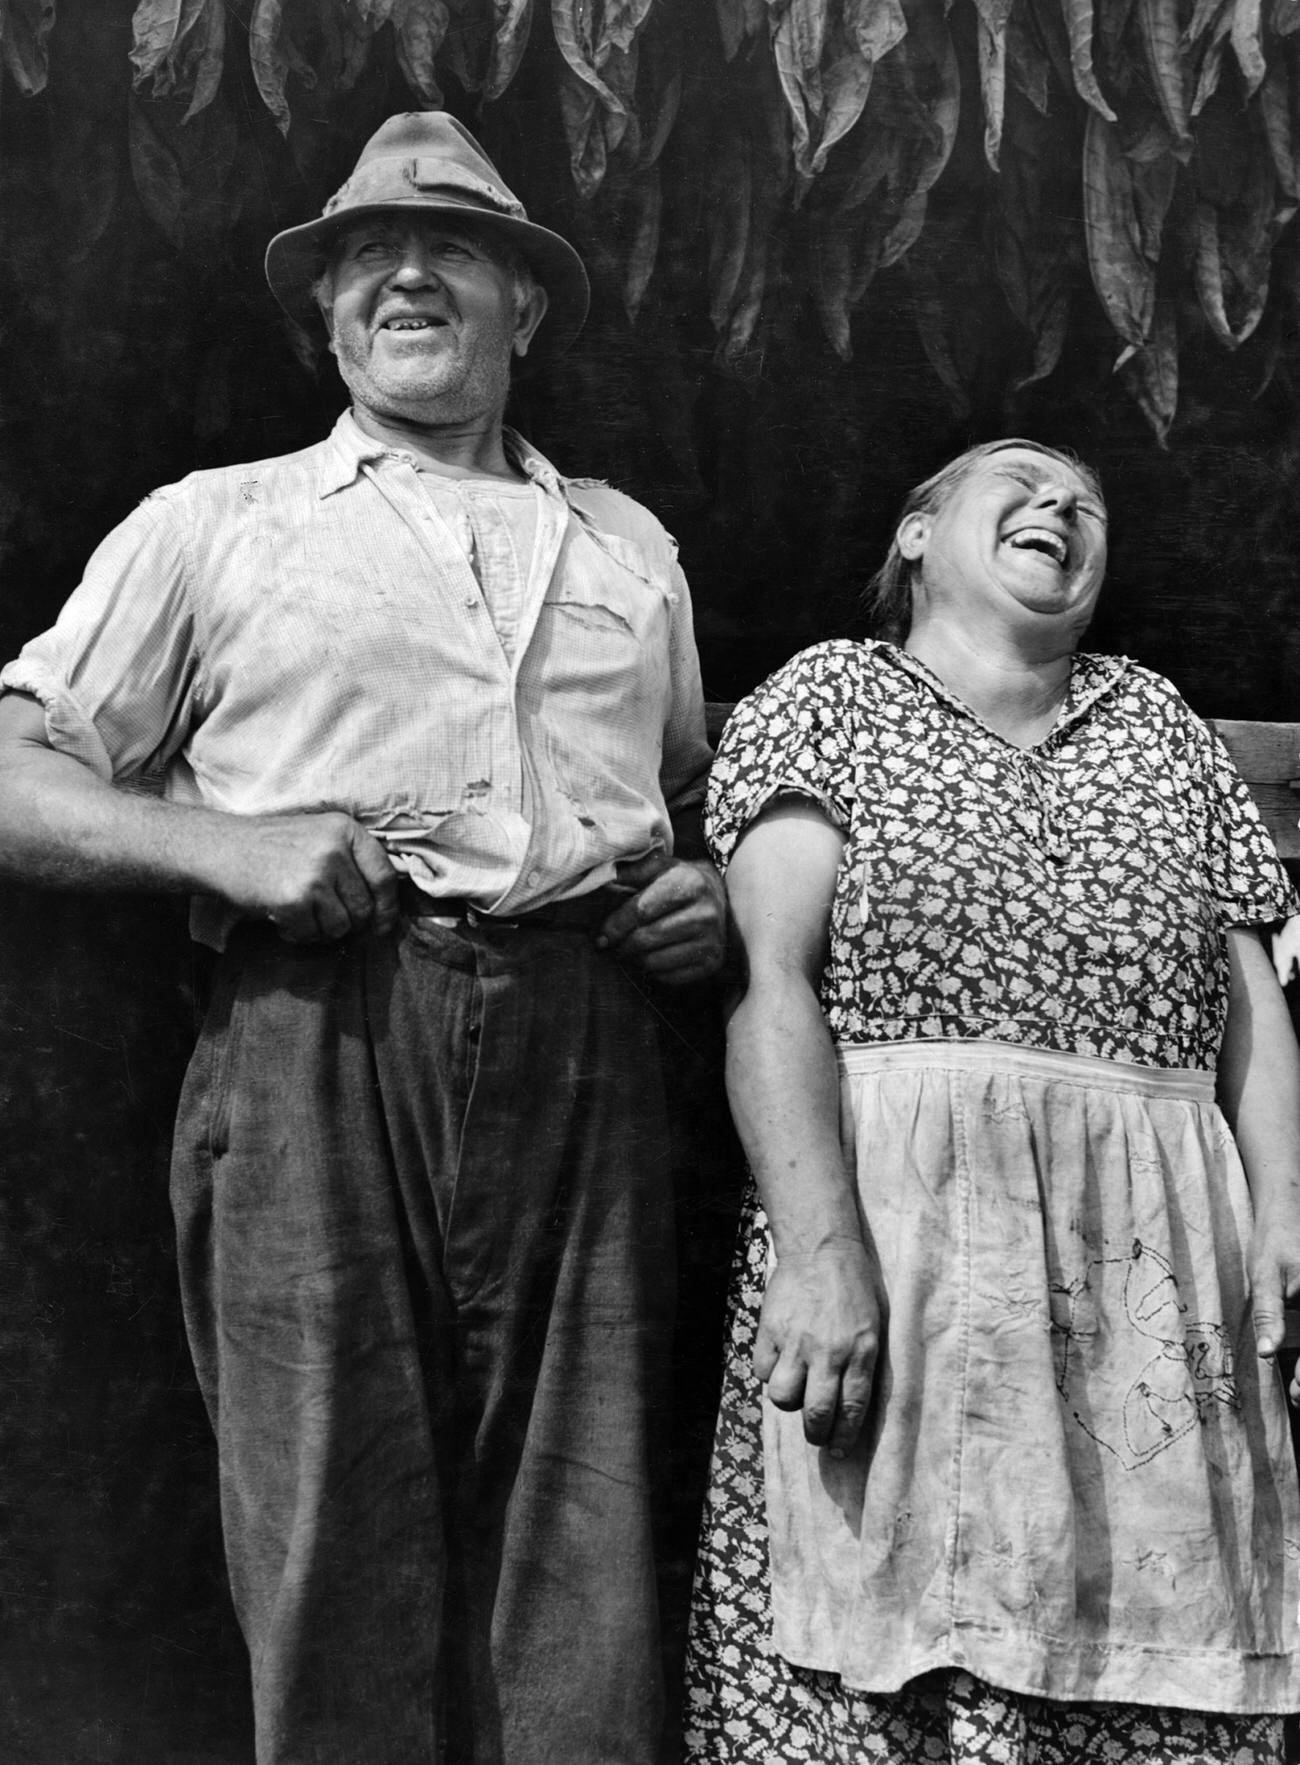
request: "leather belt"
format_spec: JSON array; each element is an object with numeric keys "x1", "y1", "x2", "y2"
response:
[{"x1": 396, "y1": 876, "x2": 629, "y2": 931}]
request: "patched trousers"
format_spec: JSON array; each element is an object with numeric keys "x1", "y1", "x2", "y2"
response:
[{"x1": 170, "y1": 913, "x2": 675, "y2": 1765}]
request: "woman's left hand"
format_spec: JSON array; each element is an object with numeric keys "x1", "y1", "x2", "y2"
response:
[{"x1": 1249, "y1": 1208, "x2": 1300, "y2": 1405}]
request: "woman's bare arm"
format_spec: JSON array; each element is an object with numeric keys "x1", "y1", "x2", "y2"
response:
[
  {"x1": 1217, "y1": 925, "x2": 1300, "y2": 1399},
  {"x1": 725, "y1": 797, "x2": 884, "y2": 1456}
]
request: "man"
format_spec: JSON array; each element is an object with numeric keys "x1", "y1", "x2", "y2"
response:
[{"x1": 0, "y1": 112, "x2": 724, "y2": 1764}]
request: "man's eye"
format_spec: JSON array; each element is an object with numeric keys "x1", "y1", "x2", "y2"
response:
[{"x1": 352, "y1": 241, "x2": 394, "y2": 261}]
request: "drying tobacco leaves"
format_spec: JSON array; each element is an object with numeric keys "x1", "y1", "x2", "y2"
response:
[{"x1": 9, "y1": 0, "x2": 1300, "y2": 437}]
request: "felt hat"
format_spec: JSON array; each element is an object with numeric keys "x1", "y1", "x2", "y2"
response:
[{"x1": 265, "y1": 111, "x2": 590, "y2": 354}]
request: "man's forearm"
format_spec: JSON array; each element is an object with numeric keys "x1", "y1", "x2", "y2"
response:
[
  {"x1": 0, "y1": 692, "x2": 398, "y2": 940},
  {"x1": 0, "y1": 722, "x2": 228, "y2": 895}
]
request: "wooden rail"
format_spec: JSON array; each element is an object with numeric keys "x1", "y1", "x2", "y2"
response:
[
  {"x1": 705, "y1": 706, "x2": 1300, "y2": 862},
  {"x1": 1214, "y1": 722, "x2": 1300, "y2": 861}
]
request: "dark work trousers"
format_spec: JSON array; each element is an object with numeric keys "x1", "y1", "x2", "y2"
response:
[{"x1": 170, "y1": 913, "x2": 676, "y2": 1765}]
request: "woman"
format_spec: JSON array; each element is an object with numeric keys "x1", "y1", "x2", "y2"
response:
[{"x1": 684, "y1": 440, "x2": 1300, "y2": 1763}]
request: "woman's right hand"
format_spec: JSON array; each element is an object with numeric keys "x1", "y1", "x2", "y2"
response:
[{"x1": 754, "y1": 1235, "x2": 885, "y2": 1458}]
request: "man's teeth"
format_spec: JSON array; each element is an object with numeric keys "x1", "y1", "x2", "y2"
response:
[
  {"x1": 386, "y1": 318, "x2": 438, "y2": 330},
  {"x1": 1006, "y1": 527, "x2": 1068, "y2": 566}
]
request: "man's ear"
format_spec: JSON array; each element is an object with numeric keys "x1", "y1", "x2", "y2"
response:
[
  {"x1": 896, "y1": 513, "x2": 929, "y2": 561},
  {"x1": 312, "y1": 272, "x2": 337, "y2": 357},
  {"x1": 512, "y1": 283, "x2": 550, "y2": 359}
]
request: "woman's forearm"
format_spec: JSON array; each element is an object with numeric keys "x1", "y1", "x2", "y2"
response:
[
  {"x1": 726, "y1": 969, "x2": 863, "y2": 1257},
  {"x1": 1218, "y1": 927, "x2": 1300, "y2": 1222}
]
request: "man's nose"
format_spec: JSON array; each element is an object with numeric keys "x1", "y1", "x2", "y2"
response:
[{"x1": 389, "y1": 246, "x2": 440, "y2": 286}]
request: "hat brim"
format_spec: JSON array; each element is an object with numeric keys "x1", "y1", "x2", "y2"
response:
[{"x1": 265, "y1": 198, "x2": 591, "y2": 357}]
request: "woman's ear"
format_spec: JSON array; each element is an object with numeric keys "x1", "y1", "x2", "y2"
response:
[{"x1": 896, "y1": 513, "x2": 929, "y2": 561}]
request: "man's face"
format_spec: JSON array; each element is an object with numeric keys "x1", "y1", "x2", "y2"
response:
[{"x1": 319, "y1": 216, "x2": 547, "y2": 428}]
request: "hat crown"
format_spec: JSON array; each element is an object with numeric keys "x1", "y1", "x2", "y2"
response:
[{"x1": 324, "y1": 112, "x2": 526, "y2": 225}]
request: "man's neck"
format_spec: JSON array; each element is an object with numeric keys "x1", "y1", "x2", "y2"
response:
[{"x1": 349, "y1": 403, "x2": 522, "y2": 481}]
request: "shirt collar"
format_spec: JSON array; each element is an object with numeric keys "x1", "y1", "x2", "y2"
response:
[{"x1": 317, "y1": 409, "x2": 565, "y2": 499}]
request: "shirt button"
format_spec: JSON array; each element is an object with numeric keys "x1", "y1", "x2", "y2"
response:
[{"x1": 528, "y1": 869, "x2": 541, "y2": 886}]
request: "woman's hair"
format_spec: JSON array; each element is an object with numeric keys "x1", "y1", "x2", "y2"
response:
[{"x1": 861, "y1": 439, "x2": 1106, "y2": 643}]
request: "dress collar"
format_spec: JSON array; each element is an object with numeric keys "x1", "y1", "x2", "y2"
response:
[{"x1": 877, "y1": 642, "x2": 1132, "y2": 745}]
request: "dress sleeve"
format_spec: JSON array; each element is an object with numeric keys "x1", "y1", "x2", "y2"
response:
[
  {"x1": 705, "y1": 641, "x2": 865, "y2": 873},
  {"x1": 0, "y1": 492, "x2": 200, "y2": 783},
  {"x1": 1193, "y1": 716, "x2": 1299, "y2": 926}
]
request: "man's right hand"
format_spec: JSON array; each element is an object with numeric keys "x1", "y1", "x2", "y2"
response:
[{"x1": 209, "y1": 811, "x2": 399, "y2": 942}]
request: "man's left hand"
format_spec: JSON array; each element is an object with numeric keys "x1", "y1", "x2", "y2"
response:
[{"x1": 595, "y1": 853, "x2": 726, "y2": 985}]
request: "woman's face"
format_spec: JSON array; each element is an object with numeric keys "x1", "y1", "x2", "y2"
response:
[{"x1": 899, "y1": 446, "x2": 1109, "y2": 647}]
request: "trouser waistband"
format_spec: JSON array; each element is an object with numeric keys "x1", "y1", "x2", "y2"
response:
[{"x1": 396, "y1": 876, "x2": 629, "y2": 931}]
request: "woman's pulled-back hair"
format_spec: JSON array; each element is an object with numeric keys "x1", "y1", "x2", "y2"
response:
[{"x1": 861, "y1": 439, "x2": 1105, "y2": 643}]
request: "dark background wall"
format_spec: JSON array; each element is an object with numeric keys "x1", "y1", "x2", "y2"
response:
[{"x1": 1, "y1": 4, "x2": 1299, "y2": 1761}]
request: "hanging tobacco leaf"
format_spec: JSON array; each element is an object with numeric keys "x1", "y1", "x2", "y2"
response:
[
  {"x1": 1229, "y1": 0, "x2": 1267, "y2": 96},
  {"x1": 1059, "y1": 0, "x2": 1117, "y2": 118},
  {"x1": 484, "y1": 0, "x2": 533, "y2": 101},
  {"x1": 1007, "y1": 5, "x2": 1052, "y2": 111},
  {"x1": 1190, "y1": 11, "x2": 1231, "y2": 112},
  {"x1": 3, "y1": 0, "x2": 57, "y2": 95},
  {"x1": 637, "y1": 64, "x2": 681, "y2": 168},
  {"x1": 814, "y1": 35, "x2": 877, "y2": 175},
  {"x1": 393, "y1": 0, "x2": 450, "y2": 105},
  {"x1": 1136, "y1": 0, "x2": 1191, "y2": 150},
  {"x1": 1193, "y1": 132, "x2": 1281, "y2": 345},
  {"x1": 128, "y1": 95, "x2": 185, "y2": 245},
  {"x1": 59, "y1": 107, "x2": 122, "y2": 265},
  {"x1": 559, "y1": 66, "x2": 606, "y2": 196},
  {"x1": 767, "y1": 0, "x2": 880, "y2": 183},
  {"x1": 972, "y1": 0, "x2": 1015, "y2": 169},
  {"x1": 770, "y1": 0, "x2": 825, "y2": 179},
  {"x1": 1096, "y1": 0, "x2": 1136, "y2": 86},
  {"x1": 1082, "y1": 110, "x2": 1175, "y2": 347},
  {"x1": 707, "y1": 131, "x2": 753, "y2": 330},
  {"x1": 623, "y1": 162, "x2": 661, "y2": 317},
  {"x1": 1259, "y1": 59, "x2": 1299, "y2": 198},
  {"x1": 1118, "y1": 297, "x2": 1178, "y2": 440},
  {"x1": 718, "y1": 49, "x2": 794, "y2": 361},
  {"x1": 130, "y1": 0, "x2": 198, "y2": 87},
  {"x1": 845, "y1": 0, "x2": 909, "y2": 63},
  {"x1": 550, "y1": 0, "x2": 654, "y2": 193},
  {"x1": 810, "y1": 202, "x2": 856, "y2": 357},
  {"x1": 904, "y1": 241, "x2": 973, "y2": 416},
  {"x1": 993, "y1": 92, "x2": 1076, "y2": 387},
  {"x1": 1186, "y1": 0, "x2": 1226, "y2": 37},
  {"x1": 130, "y1": 0, "x2": 225, "y2": 121},
  {"x1": 716, "y1": 0, "x2": 765, "y2": 60},
  {"x1": 250, "y1": 0, "x2": 292, "y2": 134},
  {"x1": 128, "y1": 88, "x2": 239, "y2": 251}
]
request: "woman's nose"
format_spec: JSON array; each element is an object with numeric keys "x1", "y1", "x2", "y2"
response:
[{"x1": 1034, "y1": 481, "x2": 1079, "y2": 521}]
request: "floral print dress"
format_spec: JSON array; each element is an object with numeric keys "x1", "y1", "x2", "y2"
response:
[{"x1": 684, "y1": 641, "x2": 1300, "y2": 1765}]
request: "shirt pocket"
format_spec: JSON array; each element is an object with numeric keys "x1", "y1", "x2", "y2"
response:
[{"x1": 532, "y1": 523, "x2": 674, "y2": 705}]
